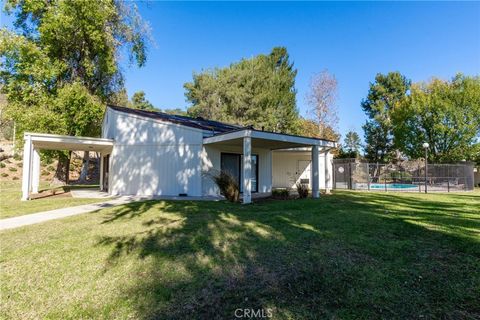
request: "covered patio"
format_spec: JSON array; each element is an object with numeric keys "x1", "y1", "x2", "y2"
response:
[
  {"x1": 203, "y1": 129, "x2": 336, "y2": 204},
  {"x1": 21, "y1": 133, "x2": 114, "y2": 201}
]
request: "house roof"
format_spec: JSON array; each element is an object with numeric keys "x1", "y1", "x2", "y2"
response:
[
  {"x1": 107, "y1": 105, "x2": 337, "y2": 145},
  {"x1": 107, "y1": 105, "x2": 244, "y2": 133}
]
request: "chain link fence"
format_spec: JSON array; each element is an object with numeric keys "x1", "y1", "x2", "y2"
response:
[{"x1": 333, "y1": 159, "x2": 475, "y2": 192}]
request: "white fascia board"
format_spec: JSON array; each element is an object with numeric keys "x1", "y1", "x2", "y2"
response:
[
  {"x1": 250, "y1": 130, "x2": 335, "y2": 147},
  {"x1": 274, "y1": 146, "x2": 335, "y2": 152},
  {"x1": 203, "y1": 129, "x2": 337, "y2": 147},
  {"x1": 24, "y1": 133, "x2": 114, "y2": 149},
  {"x1": 203, "y1": 129, "x2": 251, "y2": 144}
]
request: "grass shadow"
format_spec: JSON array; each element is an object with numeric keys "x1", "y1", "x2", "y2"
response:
[{"x1": 96, "y1": 191, "x2": 480, "y2": 319}]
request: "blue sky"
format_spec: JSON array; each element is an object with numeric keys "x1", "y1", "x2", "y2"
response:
[{"x1": 2, "y1": 2, "x2": 480, "y2": 141}]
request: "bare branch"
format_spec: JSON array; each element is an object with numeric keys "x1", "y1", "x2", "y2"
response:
[{"x1": 306, "y1": 70, "x2": 339, "y2": 138}]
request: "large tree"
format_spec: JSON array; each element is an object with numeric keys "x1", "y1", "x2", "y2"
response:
[
  {"x1": 392, "y1": 74, "x2": 480, "y2": 162},
  {"x1": 0, "y1": 0, "x2": 148, "y2": 181},
  {"x1": 306, "y1": 70, "x2": 339, "y2": 140},
  {"x1": 130, "y1": 91, "x2": 156, "y2": 111},
  {"x1": 185, "y1": 47, "x2": 299, "y2": 134},
  {"x1": 299, "y1": 118, "x2": 339, "y2": 141},
  {"x1": 343, "y1": 131, "x2": 362, "y2": 157},
  {"x1": 361, "y1": 72, "x2": 411, "y2": 162},
  {"x1": 300, "y1": 118, "x2": 340, "y2": 156}
]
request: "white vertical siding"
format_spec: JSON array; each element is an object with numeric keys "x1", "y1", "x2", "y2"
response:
[
  {"x1": 272, "y1": 151, "x2": 331, "y2": 189},
  {"x1": 325, "y1": 151, "x2": 333, "y2": 190},
  {"x1": 106, "y1": 108, "x2": 204, "y2": 196},
  {"x1": 102, "y1": 108, "x2": 115, "y2": 140}
]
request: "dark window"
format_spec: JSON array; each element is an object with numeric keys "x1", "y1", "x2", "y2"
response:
[{"x1": 220, "y1": 153, "x2": 258, "y2": 193}]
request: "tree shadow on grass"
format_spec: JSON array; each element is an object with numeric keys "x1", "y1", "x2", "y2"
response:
[{"x1": 97, "y1": 193, "x2": 480, "y2": 319}]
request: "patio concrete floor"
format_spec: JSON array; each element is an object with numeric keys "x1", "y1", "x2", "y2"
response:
[{"x1": 70, "y1": 188, "x2": 111, "y2": 198}]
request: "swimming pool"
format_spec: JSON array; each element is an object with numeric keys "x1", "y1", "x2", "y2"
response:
[
  {"x1": 368, "y1": 183, "x2": 418, "y2": 189},
  {"x1": 353, "y1": 183, "x2": 419, "y2": 190}
]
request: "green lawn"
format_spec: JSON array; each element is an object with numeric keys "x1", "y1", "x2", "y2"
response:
[
  {"x1": 0, "y1": 181, "x2": 107, "y2": 218},
  {"x1": 1, "y1": 191, "x2": 479, "y2": 319}
]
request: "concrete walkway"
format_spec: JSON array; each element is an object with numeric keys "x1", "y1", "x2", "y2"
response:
[
  {"x1": 0, "y1": 195, "x2": 221, "y2": 231},
  {"x1": 70, "y1": 188, "x2": 111, "y2": 198}
]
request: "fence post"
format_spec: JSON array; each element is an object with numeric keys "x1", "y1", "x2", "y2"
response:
[
  {"x1": 384, "y1": 166, "x2": 387, "y2": 192},
  {"x1": 367, "y1": 163, "x2": 370, "y2": 191},
  {"x1": 332, "y1": 163, "x2": 335, "y2": 190},
  {"x1": 349, "y1": 163, "x2": 353, "y2": 190},
  {"x1": 447, "y1": 180, "x2": 450, "y2": 192},
  {"x1": 418, "y1": 164, "x2": 421, "y2": 193}
]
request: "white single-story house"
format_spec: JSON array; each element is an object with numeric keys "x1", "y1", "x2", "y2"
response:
[{"x1": 21, "y1": 105, "x2": 336, "y2": 203}]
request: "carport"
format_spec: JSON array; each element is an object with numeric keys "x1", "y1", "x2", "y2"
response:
[{"x1": 21, "y1": 132, "x2": 114, "y2": 200}]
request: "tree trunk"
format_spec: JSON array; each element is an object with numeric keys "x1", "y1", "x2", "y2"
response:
[
  {"x1": 52, "y1": 152, "x2": 71, "y2": 185},
  {"x1": 65, "y1": 151, "x2": 71, "y2": 185},
  {"x1": 79, "y1": 151, "x2": 90, "y2": 183}
]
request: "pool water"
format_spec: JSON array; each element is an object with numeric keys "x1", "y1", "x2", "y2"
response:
[{"x1": 369, "y1": 183, "x2": 418, "y2": 189}]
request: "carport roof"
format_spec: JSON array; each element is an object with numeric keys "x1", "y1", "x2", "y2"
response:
[{"x1": 24, "y1": 132, "x2": 113, "y2": 153}]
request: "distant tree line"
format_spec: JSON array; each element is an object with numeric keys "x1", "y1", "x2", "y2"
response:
[
  {"x1": 115, "y1": 90, "x2": 187, "y2": 116},
  {"x1": 361, "y1": 72, "x2": 480, "y2": 164}
]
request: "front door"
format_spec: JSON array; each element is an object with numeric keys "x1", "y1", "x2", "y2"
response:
[{"x1": 220, "y1": 153, "x2": 258, "y2": 192}]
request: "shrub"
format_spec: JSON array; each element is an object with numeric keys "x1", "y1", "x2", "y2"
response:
[
  {"x1": 207, "y1": 170, "x2": 240, "y2": 203},
  {"x1": 0, "y1": 162, "x2": 5, "y2": 168},
  {"x1": 47, "y1": 165, "x2": 56, "y2": 172},
  {"x1": 17, "y1": 162, "x2": 23, "y2": 168},
  {"x1": 8, "y1": 167, "x2": 17, "y2": 172},
  {"x1": 1, "y1": 173, "x2": 8, "y2": 178},
  {"x1": 296, "y1": 182, "x2": 309, "y2": 199},
  {"x1": 272, "y1": 188, "x2": 289, "y2": 200},
  {"x1": 13, "y1": 153, "x2": 21, "y2": 161},
  {"x1": 12, "y1": 176, "x2": 19, "y2": 180}
]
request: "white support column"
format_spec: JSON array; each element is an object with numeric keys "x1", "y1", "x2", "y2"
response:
[
  {"x1": 325, "y1": 150, "x2": 332, "y2": 194},
  {"x1": 243, "y1": 136, "x2": 252, "y2": 204},
  {"x1": 312, "y1": 145, "x2": 320, "y2": 198},
  {"x1": 99, "y1": 153, "x2": 104, "y2": 191},
  {"x1": 31, "y1": 148, "x2": 40, "y2": 193},
  {"x1": 21, "y1": 135, "x2": 33, "y2": 201}
]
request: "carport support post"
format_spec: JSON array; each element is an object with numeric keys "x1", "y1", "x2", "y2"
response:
[
  {"x1": 31, "y1": 148, "x2": 40, "y2": 193},
  {"x1": 325, "y1": 150, "x2": 331, "y2": 194},
  {"x1": 312, "y1": 145, "x2": 320, "y2": 198},
  {"x1": 99, "y1": 153, "x2": 104, "y2": 191},
  {"x1": 243, "y1": 135, "x2": 252, "y2": 204},
  {"x1": 21, "y1": 134, "x2": 33, "y2": 201}
]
